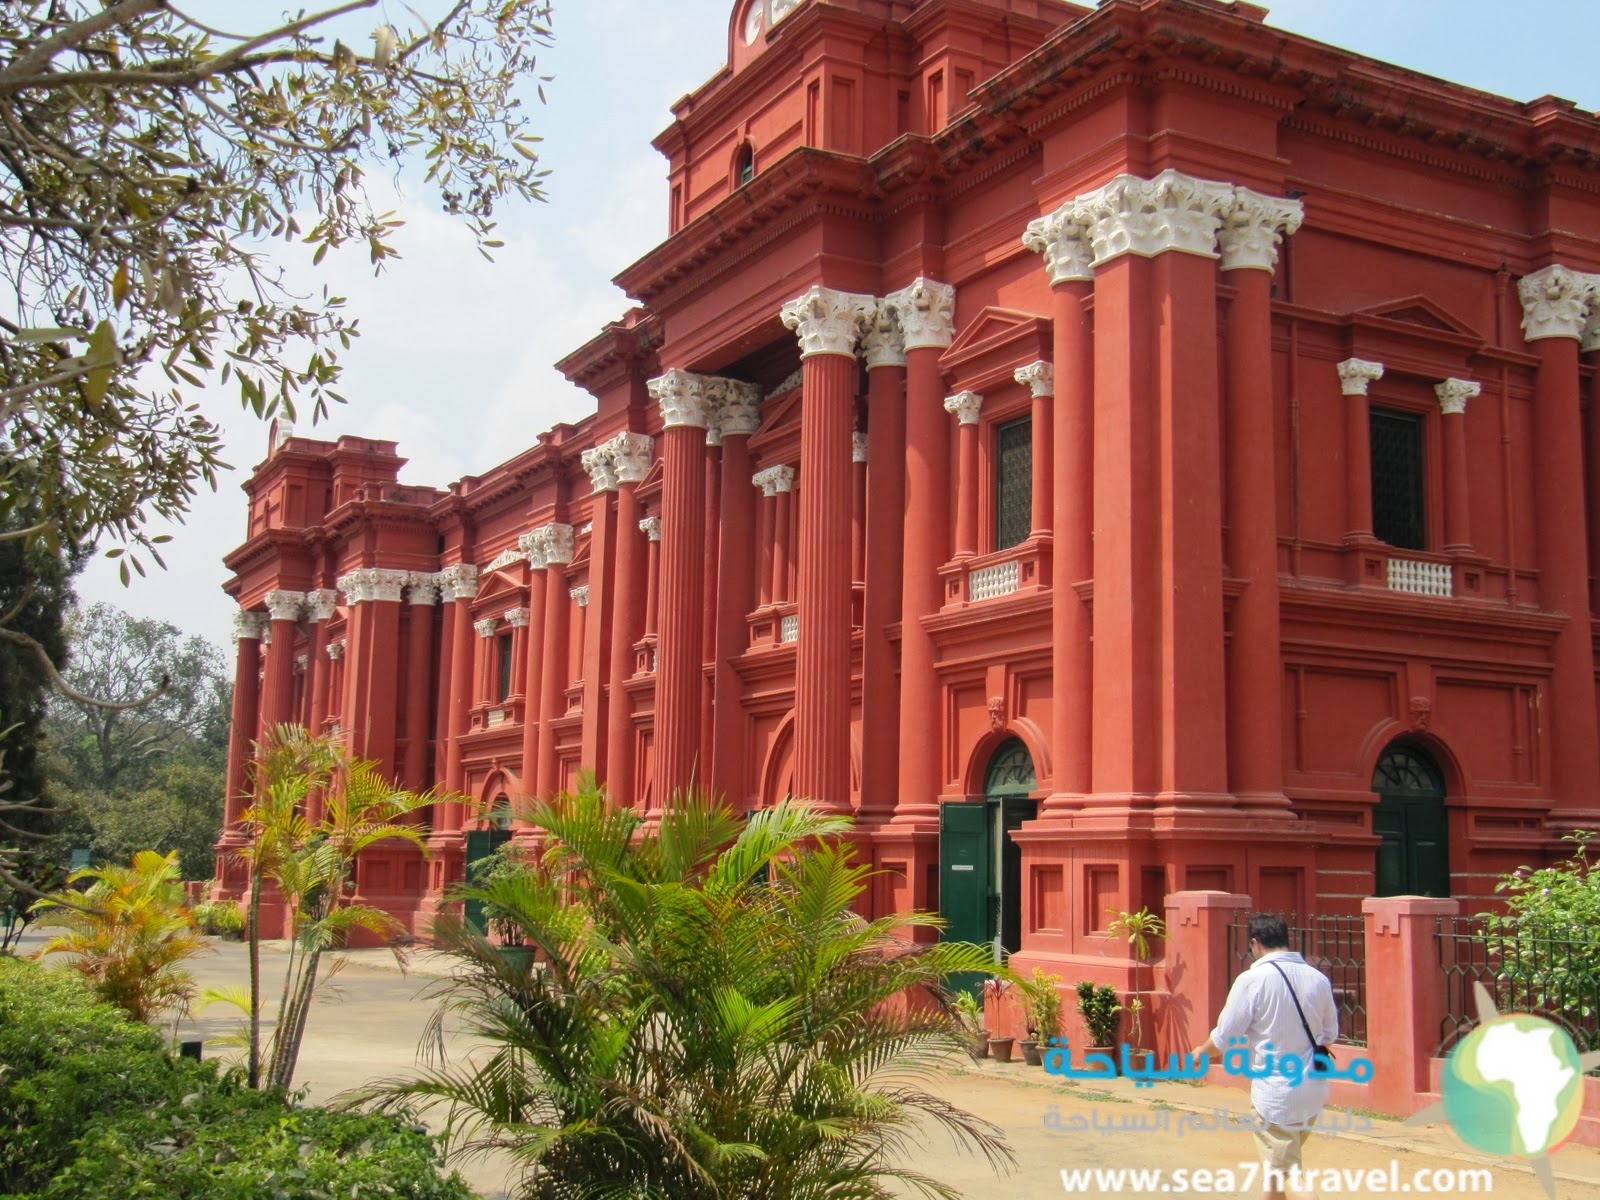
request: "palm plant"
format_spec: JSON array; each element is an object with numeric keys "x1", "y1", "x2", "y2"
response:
[
  {"x1": 216, "y1": 725, "x2": 435, "y2": 1091},
  {"x1": 356, "y1": 784, "x2": 1014, "y2": 1199},
  {"x1": 31, "y1": 849, "x2": 207, "y2": 1024},
  {"x1": 1107, "y1": 906, "x2": 1166, "y2": 1047}
]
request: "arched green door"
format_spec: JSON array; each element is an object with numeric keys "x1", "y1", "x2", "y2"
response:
[{"x1": 1372, "y1": 745, "x2": 1450, "y2": 898}]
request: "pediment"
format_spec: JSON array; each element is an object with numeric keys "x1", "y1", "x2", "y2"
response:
[
  {"x1": 1355, "y1": 296, "x2": 1483, "y2": 343},
  {"x1": 939, "y1": 307, "x2": 1052, "y2": 392}
]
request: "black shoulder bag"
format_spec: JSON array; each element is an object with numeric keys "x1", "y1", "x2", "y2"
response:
[{"x1": 1266, "y1": 961, "x2": 1335, "y2": 1074}]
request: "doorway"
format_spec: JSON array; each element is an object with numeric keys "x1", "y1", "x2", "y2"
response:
[
  {"x1": 940, "y1": 738, "x2": 1038, "y2": 991},
  {"x1": 1372, "y1": 743, "x2": 1450, "y2": 898}
]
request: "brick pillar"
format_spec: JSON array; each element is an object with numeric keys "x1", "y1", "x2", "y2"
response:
[
  {"x1": 1361, "y1": 895, "x2": 1459, "y2": 1113},
  {"x1": 647, "y1": 369, "x2": 713, "y2": 809},
  {"x1": 781, "y1": 286, "x2": 874, "y2": 814},
  {"x1": 1338, "y1": 358, "x2": 1383, "y2": 542},
  {"x1": 605, "y1": 435, "x2": 653, "y2": 806},
  {"x1": 534, "y1": 524, "x2": 575, "y2": 799},
  {"x1": 711, "y1": 388, "x2": 762, "y2": 802},
  {"x1": 859, "y1": 305, "x2": 907, "y2": 820},
  {"x1": 1519, "y1": 265, "x2": 1600, "y2": 816},
  {"x1": 403, "y1": 576, "x2": 437, "y2": 791},
  {"x1": 944, "y1": 390, "x2": 983, "y2": 560},
  {"x1": 1219, "y1": 191, "x2": 1302, "y2": 809},
  {"x1": 1028, "y1": 210, "x2": 1096, "y2": 808},
  {"x1": 1163, "y1": 890, "x2": 1251, "y2": 1055},
  {"x1": 891, "y1": 277, "x2": 957, "y2": 824},
  {"x1": 1436, "y1": 380, "x2": 1478, "y2": 552}
]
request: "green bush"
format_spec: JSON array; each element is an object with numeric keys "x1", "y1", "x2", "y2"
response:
[
  {"x1": 0, "y1": 958, "x2": 473, "y2": 1200},
  {"x1": 190, "y1": 900, "x2": 246, "y2": 939}
]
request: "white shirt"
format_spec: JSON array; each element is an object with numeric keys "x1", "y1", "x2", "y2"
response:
[{"x1": 1209, "y1": 950, "x2": 1340, "y2": 1128}]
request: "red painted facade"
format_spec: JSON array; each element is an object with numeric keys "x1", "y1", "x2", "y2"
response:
[{"x1": 222, "y1": 0, "x2": 1600, "y2": 994}]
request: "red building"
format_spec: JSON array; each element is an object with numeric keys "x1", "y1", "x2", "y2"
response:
[{"x1": 222, "y1": 0, "x2": 1600, "y2": 978}]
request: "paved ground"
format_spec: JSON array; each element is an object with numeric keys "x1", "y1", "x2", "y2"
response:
[{"x1": 17, "y1": 930, "x2": 1600, "y2": 1199}]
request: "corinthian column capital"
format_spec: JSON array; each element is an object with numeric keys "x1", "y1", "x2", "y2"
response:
[
  {"x1": 1072, "y1": 169, "x2": 1234, "y2": 265},
  {"x1": 232, "y1": 610, "x2": 270, "y2": 644},
  {"x1": 1337, "y1": 358, "x2": 1385, "y2": 396},
  {"x1": 1014, "y1": 360, "x2": 1055, "y2": 397},
  {"x1": 437, "y1": 563, "x2": 479, "y2": 602},
  {"x1": 706, "y1": 377, "x2": 763, "y2": 437},
  {"x1": 304, "y1": 589, "x2": 340, "y2": 621},
  {"x1": 780, "y1": 286, "x2": 876, "y2": 358},
  {"x1": 884, "y1": 277, "x2": 956, "y2": 350},
  {"x1": 1518, "y1": 264, "x2": 1600, "y2": 342},
  {"x1": 581, "y1": 445, "x2": 619, "y2": 493},
  {"x1": 860, "y1": 299, "x2": 907, "y2": 368},
  {"x1": 752, "y1": 464, "x2": 796, "y2": 496},
  {"x1": 264, "y1": 589, "x2": 306, "y2": 623},
  {"x1": 1022, "y1": 206, "x2": 1094, "y2": 285},
  {"x1": 1218, "y1": 187, "x2": 1304, "y2": 273},
  {"x1": 1435, "y1": 378, "x2": 1480, "y2": 416},
  {"x1": 648, "y1": 367, "x2": 713, "y2": 429},
  {"x1": 639, "y1": 515, "x2": 662, "y2": 542},
  {"x1": 943, "y1": 391, "x2": 984, "y2": 426}
]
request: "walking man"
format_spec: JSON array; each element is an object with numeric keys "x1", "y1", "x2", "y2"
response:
[{"x1": 1191, "y1": 913, "x2": 1339, "y2": 1200}]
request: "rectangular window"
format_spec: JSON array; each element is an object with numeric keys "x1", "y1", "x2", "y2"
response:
[
  {"x1": 496, "y1": 633, "x2": 514, "y2": 703},
  {"x1": 1370, "y1": 408, "x2": 1425, "y2": 550},
  {"x1": 995, "y1": 417, "x2": 1032, "y2": 551}
]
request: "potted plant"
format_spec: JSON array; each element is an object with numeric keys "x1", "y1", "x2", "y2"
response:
[
  {"x1": 1107, "y1": 906, "x2": 1166, "y2": 1048},
  {"x1": 983, "y1": 975, "x2": 1014, "y2": 1061},
  {"x1": 1075, "y1": 979, "x2": 1122, "y2": 1050},
  {"x1": 471, "y1": 841, "x2": 536, "y2": 972},
  {"x1": 951, "y1": 990, "x2": 988, "y2": 1057},
  {"x1": 1018, "y1": 967, "x2": 1063, "y2": 1066}
]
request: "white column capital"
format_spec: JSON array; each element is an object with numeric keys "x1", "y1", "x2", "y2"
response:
[
  {"x1": 325, "y1": 638, "x2": 346, "y2": 660},
  {"x1": 404, "y1": 574, "x2": 439, "y2": 606},
  {"x1": 1072, "y1": 169, "x2": 1235, "y2": 265},
  {"x1": 504, "y1": 606, "x2": 531, "y2": 628},
  {"x1": 569, "y1": 585, "x2": 590, "y2": 608},
  {"x1": 884, "y1": 277, "x2": 956, "y2": 350},
  {"x1": 336, "y1": 569, "x2": 410, "y2": 605},
  {"x1": 304, "y1": 588, "x2": 340, "y2": 621},
  {"x1": 1014, "y1": 360, "x2": 1055, "y2": 397},
  {"x1": 752, "y1": 464, "x2": 796, "y2": 496},
  {"x1": 1518, "y1": 264, "x2": 1600, "y2": 342},
  {"x1": 474, "y1": 617, "x2": 499, "y2": 638},
  {"x1": 944, "y1": 390, "x2": 984, "y2": 426},
  {"x1": 1022, "y1": 206, "x2": 1094, "y2": 285},
  {"x1": 581, "y1": 445, "x2": 619, "y2": 493},
  {"x1": 264, "y1": 589, "x2": 306, "y2": 623},
  {"x1": 648, "y1": 367, "x2": 714, "y2": 429},
  {"x1": 1435, "y1": 378, "x2": 1480, "y2": 416},
  {"x1": 861, "y1": 299, "x2": 907, "y2": 368},
  {"x1": 522, "y1": 522, "x2": 574, "y2": 568},
  {"x1": 707, "y1": 377, "x2": 764, "y2": 437},
  {"x1": 1218, "y1": 187, "x2": 1304, "y2": 273},
  {"x1": 779, "y1": 285, "x2": 876, "y2": 358},
  {"x1": 851, "y1": 432, "x2": 868, "y2": 464},
  {"x1": 437, "y1": 562, "x2": 479, "y2": 602},
  {"x1": 1337, "y1": 358, "x2": 1385, "y2": 397},
  {"x1": 639, "y1": 515, "x2": 662, "y2": 542},
  {"x1": 232, "y1": 610, "x2": 270, "y2": 643}
]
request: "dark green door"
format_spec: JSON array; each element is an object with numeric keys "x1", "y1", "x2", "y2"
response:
[
  {"x1": 463, "y1": 827, "x2": 512, "y2": 933},
  {"x1": 1372, "y1": 745, "x2": 1450, "y2": 898},
  {"x1": 940, "y1": 800, "x2": 991, "y2": 998}
]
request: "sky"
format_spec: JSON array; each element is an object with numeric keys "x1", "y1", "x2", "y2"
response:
[{"x1": 75, "y1": 0, "x2": 1600, "y2": 652}]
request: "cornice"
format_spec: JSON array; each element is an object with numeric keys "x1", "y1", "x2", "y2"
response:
[{"x1": 555, "y1": 310, "x2": 665, "y2": 393}]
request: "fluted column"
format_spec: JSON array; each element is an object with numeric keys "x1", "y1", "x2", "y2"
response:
[
  {"x1": 433, "y1": 591, "x2": 457, "y2": 791},
  {"x1": 700, "y1": 427, "x2": 722, "y2": 780},
  {"x1": 581, "y1": 440, "x2": 626, "y2": 777},
  {"x1": 1519, "y1": 264, "x2": 1600, "y2": 811},
  {"x1": 1015, "y1": 362, "x2": 1054, "y2": 540},
  {"x1": 403, "y1": 577, "x2": 437, "y2": 791},
  {"x1": 605, "y1": 435, "x2": 653, "y2": 806},
  {"x1": 781, "y1": 286, "x2": 874, "y2": 812},
  {"x1": 302, "y1": 590, "x2": 336, "y2": 735},
  {"x1": 1587, "y1": 314, "x2": 1600, "y2": 614},
  {"x1": 1338, "y1": 359, "x2": 1384, "y2": 542},
  {"x1": 337, "y1": 568, "x2": 409, "y2": 773},
  {"x1": 944, "y1": 391, "x2": 984, "y2": 559},
  {"x1": 440, "y1": 563, "x2": 479, "y2": 804},
  {"x1": 859, "y1": 302, "x2": 907, "y2": 818},
  {"x1": 756, "y1": 466, "x2": 796, "y2": 603},
  {"x1": 1436, "y1": 379, "x2": 1479, "y2": 551},
  {"x1": 473, "y1": 617, "x2": 498, "y2": 704},
  {"x1": 1024, "y1": 211, "x2": 1094, "y2": 806},
  {"x1": 517, "y1": 531, "x2": 549, "y2": 799},
  {"x1": 892, "y1": 277, "x2": 958, "y2": 821},
  {"x1": 641, "y1": 516, "x2": 661, "y2": 637},
  {"x1": 851, "y1": 433, "x2": 868, "y2": 582},
  {"x1": 1218, "y1": 188, "x2": 1302, "y2": 808},
  {"x1": 647, "y1": 368, "x2": 713, "y2": 808},
  {"x1": 754, "y1": 475, "x2": 776, "y2": 608},
  {"x1": 259, "y1": 589, "x2": 304, "y2": 736},
  {"x1": 533, "y1": 523, "x2": 575, "y2": 799},
  {"x1": 711, "y1": 386, "x2": 762, "y2": 801},
  {"x1": 223, "y1": 611, "x2": 268, "y2": 828}
]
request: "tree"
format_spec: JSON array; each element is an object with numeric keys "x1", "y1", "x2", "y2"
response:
[
  {"x1": 30, "y1": 848, "x2": 207, "y2": 1024},
  {"x1": 362, "y1": 787, "x2": 1014, "y2": 1199},
  {"x1": 0, "y1": 0, "x2": 553, "y2": 652}
]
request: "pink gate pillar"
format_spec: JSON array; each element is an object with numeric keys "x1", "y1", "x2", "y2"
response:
[
  {"x1": 1361, "y1": 895, "x2": 1459, "y2": 1114},
  {"x1": 1162, "y1": 891, "x2": 1251, "y2": 1055}
]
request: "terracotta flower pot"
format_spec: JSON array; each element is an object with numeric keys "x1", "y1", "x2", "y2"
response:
[
  {"x1": 988, "y1": 1036, "x2": 1015, "y2": 1062},
  {"x1": 972, "y1": 1031, "x2": 991, "y2": 1057},
  {"x1": 1020, "y1": 1038, "x2": 1042, "y2": 1066}
]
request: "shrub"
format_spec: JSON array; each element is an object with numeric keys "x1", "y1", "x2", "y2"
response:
[
  {"x1": 190, "y1": 900, "x2": 246, "y2": 940},
  {"x1": 1021, "y1": 967, "x2": 1064, "y2": 1040},
  {"x1": 0, "y1": 957, "x2": 472, "y2": 1200},
  {"x1": 1075, "y1": 979, "x2": 1122, "y2": 1047}
]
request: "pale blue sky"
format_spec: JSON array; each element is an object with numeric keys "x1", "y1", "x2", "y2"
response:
[{"x1": 79, "y1": 0, "x2": 1600, "y2": 650}]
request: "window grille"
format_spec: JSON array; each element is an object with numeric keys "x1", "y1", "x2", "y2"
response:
[
  {"x1": 497, "y1": 633, "x2": 514, "y2": 703},
  {"x1": 1370, "y1": 409, "x2": 1424, "y2": 550},
  {"x1": 995, "y1": 417, "x2": 1032, "y2": 551}
]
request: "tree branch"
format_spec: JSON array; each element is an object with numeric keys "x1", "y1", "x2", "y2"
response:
[
  {"x1": 0, "y1": 0, "x2": 171, "y2": 86},
  {"x1": 0, "y1": 625, "x2": 170, "y2": 711}
]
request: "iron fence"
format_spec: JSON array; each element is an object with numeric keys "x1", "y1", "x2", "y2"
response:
[
  {"x1": 1226, "y1": 912, "x2": 1368, "y2": 1047},
  {"x1": 1438, "y1": 915, "x2": 1600, "y2": 1055}
]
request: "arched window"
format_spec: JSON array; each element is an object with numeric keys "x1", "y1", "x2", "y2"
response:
[
  {"x1": 734, "y1": 143, "x2": 755, "y2": 187},
  {"x1": 1372, "y1": 743, "x2": 1450, "y2": 897}
]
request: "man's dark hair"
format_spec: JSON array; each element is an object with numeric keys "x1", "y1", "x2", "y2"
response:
[{"x1": 1248, "y1": 913, "x2": 1289, "y2": 950}]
